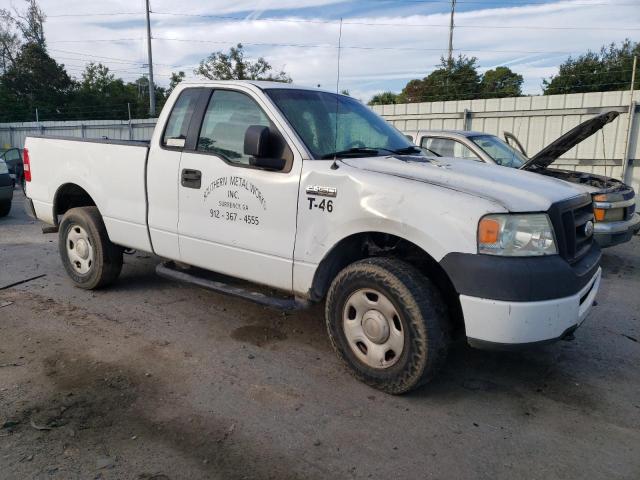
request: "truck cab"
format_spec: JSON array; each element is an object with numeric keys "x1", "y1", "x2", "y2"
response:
[{"x1": 24, "y1": 81, "x2": 602, "y2": 394}]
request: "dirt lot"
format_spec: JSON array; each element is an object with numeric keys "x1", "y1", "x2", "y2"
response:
[{"x1": 1, "y1": 188, "x2": 639, "y2": 480}]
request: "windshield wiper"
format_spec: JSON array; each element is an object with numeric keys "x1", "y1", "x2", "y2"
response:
[
  {"x1": 387, "y1": 146, "x2": 424, "y2": 155},
  {"x1": 321, "y1": 145, "x2": 423, "y2": 159},
  {"x1": 321, "y1": 147, "x2": 382, "y2": 159},
  {"x1": 420, "y1": 147, "x2": 441, "y2": 157}
]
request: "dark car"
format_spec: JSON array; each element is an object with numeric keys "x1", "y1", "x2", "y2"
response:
[
  {"x1": 0, "y1": 148, "x2": 24, "y2": 190},
  {"x1": 0, "y1": 157, "x2": 13, "y2": 217}
]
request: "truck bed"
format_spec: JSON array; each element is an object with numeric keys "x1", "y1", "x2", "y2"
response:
[{"x1": 25, "y1": 135, "x2": 152, "y2": 252}]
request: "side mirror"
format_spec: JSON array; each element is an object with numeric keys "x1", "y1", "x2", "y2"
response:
[
  {"x1": 244, "y1": 125, "x2": 270, "y2": 158},
  {"x1": 244, "y1": 125, "x2": 287, "y2": 171}
]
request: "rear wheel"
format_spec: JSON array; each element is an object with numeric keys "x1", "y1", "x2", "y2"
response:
[
  {"x1": 0, "y1": 200, "x2": 10, "y2": 217},
  {"x1": 58, "y1": 207, "x2": 123, "y2": 289},
  {"x1": 325, "y1": 257, "x2": 450, "y2": 394}
]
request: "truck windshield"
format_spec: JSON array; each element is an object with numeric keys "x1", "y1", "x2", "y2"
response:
[
  {"x1": 469, "y1": 135, "x2": 528, "y2": 169},
  {"x1": 266, "y1": 89, "x2": 417, "y2": 159}
]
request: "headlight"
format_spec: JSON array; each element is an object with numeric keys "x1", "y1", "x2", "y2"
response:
[
  {"x1": 0, "y1": 161, "x2": 8, "y2": 175},
  {"x1": 478, "y1": 213, "x2": 557, "y2": 256}
]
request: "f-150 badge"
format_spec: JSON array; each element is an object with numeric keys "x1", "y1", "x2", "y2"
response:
[{"x1": 306, "y1": 185, "x2": 337, "y2": 198}]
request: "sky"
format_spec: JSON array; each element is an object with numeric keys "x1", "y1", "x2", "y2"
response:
[{"x1": 5, "y1": 0, "x2": 640, "y2": 102}]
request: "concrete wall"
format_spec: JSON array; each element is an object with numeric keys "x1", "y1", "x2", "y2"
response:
[{"x1": 372, "y1": 91, "x2": 640, "y2": 196}]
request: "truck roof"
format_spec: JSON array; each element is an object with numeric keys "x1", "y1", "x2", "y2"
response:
[{"x1": 179, "y1": 79, "x2": 340, "y2": 95}]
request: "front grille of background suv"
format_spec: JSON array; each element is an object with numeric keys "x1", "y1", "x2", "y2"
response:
[
  {"x1": 623, "y1": 188, "x2": 636, "y2": 221},
  {"x1": 547, "y1": 194, "x2": 595, "y2": 264}
]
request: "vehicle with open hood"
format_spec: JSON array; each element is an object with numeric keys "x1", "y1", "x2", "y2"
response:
[
  {"x1": 23, "y1": 81, "x2": 602, "y2": 394},
  {"x1": 405, "y1": 111, "x2": 640, "y2": 247}
]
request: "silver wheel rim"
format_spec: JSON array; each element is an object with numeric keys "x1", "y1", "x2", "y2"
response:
[
  {"x1": 66, "y1": 224, "x2": 95, "y2": 275},
  {"x1": 342, "y1": 288, "x2": 404, "y2": 369}
]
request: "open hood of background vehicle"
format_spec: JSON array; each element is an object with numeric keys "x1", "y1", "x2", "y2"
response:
[{"x1": 521, "y1": 111, "x2": 620, "y2": 171}]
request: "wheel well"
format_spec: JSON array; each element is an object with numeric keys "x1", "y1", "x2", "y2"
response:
[
  {"x1": 53, "y1": 183, "x2": 96, "y2": 224},
  {"x1": 310, "y1": 232, "x2": 464, "y2": 336}
]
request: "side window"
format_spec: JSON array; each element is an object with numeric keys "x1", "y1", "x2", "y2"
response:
[
  {"x1": 198, "y1": 90, "x2": 272, "y2": 165},
  {"x1": 162, "y1": 89, "x2": 201, "y2": 147},
  {"x1": 421, "y1": 137, "x2": 479, "y2": 160}
]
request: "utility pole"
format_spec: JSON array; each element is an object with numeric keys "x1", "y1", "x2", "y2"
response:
[
  {"x1": 622, "y1": 55, "x2": 637, "y2": 184},
  {"x1": 447, "y1": 0, "x2": 456, "y2": 67},
  {"x1": 145, "y1": 0, "x2": 156, "y2": 117}
]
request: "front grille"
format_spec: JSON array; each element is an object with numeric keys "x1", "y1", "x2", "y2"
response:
[
  {"x1": 548, "y1": 194, "x2": 594, "y2": 264},
  {"x1": 624, "y1": 190, "x2": 636, "y2": 221},
  {"x1": 568, "y1": 202, "x2": 595, "y2": 262}
]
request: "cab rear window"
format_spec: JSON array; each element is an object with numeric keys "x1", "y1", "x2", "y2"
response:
[{"x1": 162, "y1": 89, "x2": 201, "y2": 148}]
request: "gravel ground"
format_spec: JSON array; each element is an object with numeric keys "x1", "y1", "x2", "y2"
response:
[{"x1": 1, "y1": 188, "x2": 639, "y2": 480}]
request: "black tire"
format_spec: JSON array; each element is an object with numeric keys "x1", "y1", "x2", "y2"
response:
[
  {"x1": 58, "y1": 207, "x2": 123, "y2": 289},
  {"x1": 325, "y1": 257, "x2": 450, "y2": 394},
  {"x1": 0, "y1": 200, "x2": 10, "y2": 217}
]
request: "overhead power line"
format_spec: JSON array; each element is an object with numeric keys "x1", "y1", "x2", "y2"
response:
[
  {"x1": 43, "y1": 9, "x2": 640, "y2": 31},
  {"x1": 44, "y1": 36, "x2": 631, "y2": 57},
  {"x1": 149, "y1": 11, "x2": 640, "y2": 31}
]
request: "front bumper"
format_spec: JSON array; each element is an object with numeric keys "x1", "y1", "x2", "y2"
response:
[
  {"x1": 463, "y1": 267, "x2": 601, "y2": 348},
  {"x1": 594, "y1": 213, "x2": 640, "y2": 247}
]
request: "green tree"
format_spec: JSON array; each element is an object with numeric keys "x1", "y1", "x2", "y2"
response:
[
  {"x1": 401, "y1": 55, "x2": 481, "y2": 103},
  {"x1": 67, "y1": 62, "x2": 132, "y2": 120},
  {"x1": 14, "y1": 0, "x2": 46, "y2": 48},
  {"x1": 368, "y1": 91, "x2": 405, "y2": 106},
  {"x1": 0, "y1": 9, "x2": 22, "y2": 73},
  {"x1": 167, "y1": 70, "x2": 185, "y2": 96},
  {"x1": 194, "y1": 43, "x2": 292, "y2": 82},
  {"x1": 1, "y1": 42, "x2": 73, "y2": 120},
  {"x1": 543, "y1": 39, "x2": 640, "y2": 95},
  {"x1": 480, "y1": 66, "x2": 523, "y2": 98},
  {"x1": 80, "y1": 62, "x2": 117, "y2": 93}
]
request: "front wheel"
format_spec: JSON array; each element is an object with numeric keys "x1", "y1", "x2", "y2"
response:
[
  {"x1": 58, "y1": 207, "x2": 123, "y2": 289},
  {"x1": 325, "y1": 258, "x2": 450, "y2": 394}
]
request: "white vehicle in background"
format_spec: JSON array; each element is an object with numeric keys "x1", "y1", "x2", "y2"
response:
[
  {"x1": 24, "y1": 81, "x2": 601, "y2": 394},
  {"x1": 405, "y1": 112, "x2": 640, "y2": 248}
]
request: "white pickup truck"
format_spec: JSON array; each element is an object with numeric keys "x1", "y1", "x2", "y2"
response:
[{"x1": 24, "y1": 81, "x2": 602, "y2": 394}]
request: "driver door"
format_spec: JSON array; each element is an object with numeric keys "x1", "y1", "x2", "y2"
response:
[{"x1": 177, "y1": 88, "x2": 302, "y2": 291}]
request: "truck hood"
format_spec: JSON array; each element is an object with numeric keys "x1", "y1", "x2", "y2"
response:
[
  {"x1": 521, "y1": 111, "x2": 619, "y2": 170},
  {"x1": 341, "y1": 156, "x2": 586, "y2": 212}
]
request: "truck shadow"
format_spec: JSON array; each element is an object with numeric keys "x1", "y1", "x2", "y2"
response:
[
  {"x1": 410, "y1": 340, "x2": 603, "y2": 414},
  {"x1": 104, "y1": 254, "x2": 615, "y2": 411}
]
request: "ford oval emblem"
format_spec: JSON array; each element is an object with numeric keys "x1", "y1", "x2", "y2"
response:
[{"x1": 584, "y1": 220, "x2": 594, "y2": 237}]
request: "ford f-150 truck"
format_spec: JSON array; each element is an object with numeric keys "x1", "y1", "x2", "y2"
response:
[
  {"x1": 405, "y1": 112, "x2": 640, "y2": 248},
  {"x1": 24, "y1": 81, "x2": 602, "y2": 394}
]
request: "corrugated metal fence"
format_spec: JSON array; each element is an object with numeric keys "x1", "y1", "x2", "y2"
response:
[
  {"x1": 0, "y1": 119, "x2": 157, "y2": 149},
  {"x1": 372, "y1": 90, "x2": 640, "y2": 196}
]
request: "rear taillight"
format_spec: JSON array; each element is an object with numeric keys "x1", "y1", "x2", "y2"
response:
[{"x1": 23, "y1": 148, "x2": 31, "y2": 182}]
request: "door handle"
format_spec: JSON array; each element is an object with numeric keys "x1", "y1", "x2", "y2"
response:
[{"x1": 181, "y1": 169, "x2": 202, "y2": 189}]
